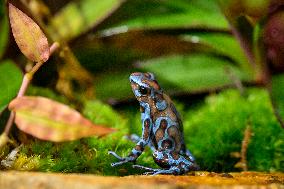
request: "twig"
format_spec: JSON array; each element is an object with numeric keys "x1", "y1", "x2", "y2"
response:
[
  {"x1": 235, "y1": 124, "x2": 252, "y2": 171},
  {"x1": 240, "y1": 125, "x2": 252, "y2": 171}
]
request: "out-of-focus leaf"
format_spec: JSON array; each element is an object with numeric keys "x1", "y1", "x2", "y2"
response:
[
  {"x1": 218, "y1": 0, "x2": 269, "y2": 23},
  {"x1": 139, "y1": 54, "x2": 250, "y2": 92},
  {"x1": 263, "y1": 11, "x2": 284, "y2": 71},
  {"x1": 217, "y1": 0, "x2": 243, "y2": 19},
  {"x1": 271, "y1": 74, "x2": 284, "y2": 125},
  {"x1": 182, "y1": 33, "x2": 253, "y2": 73},
  {"x1": 95, "y1": 54, "x2": 251, "y2": 102},
  {"x1": 102, "y1": 0, "x2": 228, "y2": 32},
  {"x1": 8, "y1": 3, "x2": 50, "y2": 63},
  {"x1": 0, "y1": 60, "x2": 22, "y2": 113},
  {"x1": 9, "y1": 96, "x2": 115, "y2": 142},
  {"x1": 242, "y1": 0, "x2": 269, "y2": 21},
  {"x1": 217, "y1": 1, "x2": 255, "y2": 67},
  {"x1": 0, "y1": 4, "x2": 9, "y2": 59},
  {"x1": 95, "y1": 72, "x2": 132, "y2": 102},
  {"x1": 49, "y1": 0, "x2": 125, "y2": 41}
]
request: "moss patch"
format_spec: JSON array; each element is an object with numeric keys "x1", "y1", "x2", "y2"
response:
[
  {"x1": 183, "y1": 88, "x2": 284, "y2": 172},
  {"x1": 3, "y1": 88, "x2": 283, "y2": 175}
]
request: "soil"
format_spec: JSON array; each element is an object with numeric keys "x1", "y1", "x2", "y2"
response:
[{"x1": 0, "y1": 171, "x2": 283, "y2": 189}]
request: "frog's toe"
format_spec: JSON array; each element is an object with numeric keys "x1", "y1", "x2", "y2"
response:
[
  {"x1": 108, "y1": 151, "x2": 123, "y2": 160},
  {"x1": 110, "y1": 160, "x2": 127, "y2": 167},
  {"x1": 143, "y1": 171, "x2": 155, "y2": 175},
  {"x1": 110, "y1": 156, "x2": 137, "y2": 167},
  {"x1": 132, "y1": 164, "x2": 157, "y2": 172},
  {"x1": 152, "y1": 168, "x2": 180, "y2": 176},
  {"x1": 142, "y1": 169, "x2": 176, "y2": 176}
]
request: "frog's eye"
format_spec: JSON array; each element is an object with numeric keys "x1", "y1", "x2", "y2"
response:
[{"x1": 138, "y1": 86, "x2": 148, "y2": 95}]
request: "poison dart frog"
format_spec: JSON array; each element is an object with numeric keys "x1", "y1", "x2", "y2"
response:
[{"x1": 108, "y1": 72, "x2": 198, "y2": 175}]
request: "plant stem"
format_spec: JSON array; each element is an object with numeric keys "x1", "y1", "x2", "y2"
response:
[
  {"x1": 20, "y1": 1, "x2": 94, "y2": 99},
  {"x1": 3, "y1": 74, "x2": 32, "y2": 134},
  {"x1": 230, "y1": 23, "x2": 255, "y2": 69},
  {"x1": 50, "y1": 42, "x2": 60, "y2": 54},
  {"x1": 17, "y1": 74, "x2": 31, "y2": 97},
  {"x1": 3, "y1": 112, "x2": 15, "y2": 134},
  {"x1": 0, "y1": 42, "x2": 59, "y2": 147}
]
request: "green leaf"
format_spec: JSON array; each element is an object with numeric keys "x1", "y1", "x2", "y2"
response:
[
  {"x1": 0, "y1": 60, "x2": 22, "y2": 113},
  {"x1": 102, "y1": 0, "x2": 229, "y2": 31},
  {"x1": 95, "y1": 72, "x2": 132, "y2": 101},
  {"x1": 0, "y1": 4, "x2": 9, "y2": 59},
  {"x1": 182, "y1": 33, "x2": 253, "y2": 73},
  {"x1": 94, "y1": 54, "x2": 251, "y2": 101},
  {"x1": 139, "y1": 54, "x2": 250, "y2": 92},
  {"x1": 49, "y1": 0, "x2": 125, "y2": 41},
  {"x1": 9, "y1": 96, "x2": 115, "y2": 142}
]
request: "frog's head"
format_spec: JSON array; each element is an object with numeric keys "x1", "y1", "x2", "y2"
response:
[{"x1": 129, "y1": 72, "x2": 162, "y2": 103}]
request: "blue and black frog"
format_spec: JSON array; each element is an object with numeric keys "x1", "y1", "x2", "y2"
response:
[{"x1": 108, "y1": 72, "x2": 198, "y2": 175}]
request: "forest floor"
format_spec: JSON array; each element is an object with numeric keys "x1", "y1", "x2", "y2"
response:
[{"x1": 0, "y1": 171, "x2": 283, "y2": 189}]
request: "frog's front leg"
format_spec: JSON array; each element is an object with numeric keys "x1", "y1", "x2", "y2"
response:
[{"x1": 109, "y1": 118, "x2": 152, "y2": 167}]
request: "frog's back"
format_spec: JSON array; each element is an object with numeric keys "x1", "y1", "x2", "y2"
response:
[
  {"x1": 157, "y1": 93, "x2": 183, "y2": 128},
  {"x1": 151, "y1": 93, "x2": 185, "y2": 153}
]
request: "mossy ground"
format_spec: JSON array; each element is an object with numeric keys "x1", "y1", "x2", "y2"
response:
[{"x1": 1, "y1": 87, "x2": 283, "y2": 175}]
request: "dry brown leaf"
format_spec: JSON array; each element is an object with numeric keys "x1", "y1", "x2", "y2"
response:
[
  {"x1": 9, "y1": 3, "x2": 50, "y2": 62},
  {"x1": 9, "y1": 96, "x2": 115, "y2": 142}
]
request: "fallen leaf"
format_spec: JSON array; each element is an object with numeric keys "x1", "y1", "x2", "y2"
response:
[
  {"x1": 9, "y1": 96, "x2": 115, "y2": 142},
  {"x1": 9, "y1": 3, "x2": 50, "y2": 63}
]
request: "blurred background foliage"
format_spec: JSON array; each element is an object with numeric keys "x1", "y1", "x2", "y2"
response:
[{"x1": 0, "y1": 0, "x2": 283, "y2": 174}]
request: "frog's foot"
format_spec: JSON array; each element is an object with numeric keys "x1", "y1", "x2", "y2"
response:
[
  {"x1": 133, "y1": 165, "x2": 180, "y2": 175},
  {"x1": 108, "y1": 151, "x2": 135, "y2": 167},
  {"x1": 185, "y1": 149, "x2": 195, "y2": 162},
  {"x1": 147, "y1": 167, "x2": 180, "y2": 176}
]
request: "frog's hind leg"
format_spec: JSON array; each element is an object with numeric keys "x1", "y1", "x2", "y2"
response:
[
  {"x1": 185, "y1": 149, "x2": 195, "y2": 162},
  {"x1": 150, "y1": 150, "x2": 196, "y2": 175},
  {"x1": 125, "y1": 134, "x2": 156, "y2": 151},
  {"x1": 181, "y1": 148, "x2": 199, "y2": 170}
]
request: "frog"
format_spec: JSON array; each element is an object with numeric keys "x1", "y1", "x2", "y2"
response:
[{"x1": 108, "y1": 72, "x2": 198, "y2": 175}]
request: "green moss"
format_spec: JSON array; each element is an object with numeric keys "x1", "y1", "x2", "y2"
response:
[
  {"x1": 183, "y1": 88, "x2": 284, "y2": 172},
  {"x1": 16, "y1": 100, "x2": 156, "y2": 175},
  {"x1": 8, "y1": 88, "x2": 283, "y2": 174}
]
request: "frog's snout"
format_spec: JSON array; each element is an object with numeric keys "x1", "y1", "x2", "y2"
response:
[{"x1": 129, "y1": 72, "x2": 142, "y2": 83}]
